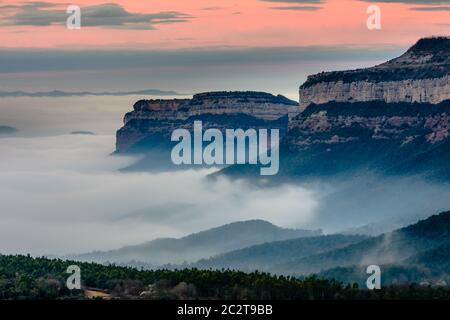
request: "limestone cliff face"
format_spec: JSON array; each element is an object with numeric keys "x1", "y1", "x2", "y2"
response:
[
  {"x1": 280, "y1": 100, "x2": 450, "y2": 179},
  {"x1": 116, "y1": 91, "x2": 297, "y2": 153},
  {"x1": 291, "y1": 37, "x2": 450, "y2": 148},
  {"x1": 299, "y1": 75, "x2": 450, "y2": 110},
  {"x1": 287, "y1": 101, "x2": 450, "y2": 148},
  {"x1": 115, "y1": 37, "x2": 450, "y2": 178},
  {"x1": 278, "y1": 37, "x2": 450, "y2": 179},
  {"x1": 125, "y1": 92, "x2": 295, "y2": 122},
  {"x1": 298, "y1": 37, "x2": 450, "y2": 111}
]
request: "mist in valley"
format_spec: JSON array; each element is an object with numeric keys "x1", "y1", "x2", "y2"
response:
[{"x1": 1, "y1": 97, "x2": 450, "y2": 259}]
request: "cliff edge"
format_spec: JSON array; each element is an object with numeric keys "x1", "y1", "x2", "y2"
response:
[{"x1": 298, "y1": 37, "x2": 450, "y2": 111}]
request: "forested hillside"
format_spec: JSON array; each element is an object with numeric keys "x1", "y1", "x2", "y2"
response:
[{"x1": 1, "y1": 254, "x2": 450, "y2": 300}]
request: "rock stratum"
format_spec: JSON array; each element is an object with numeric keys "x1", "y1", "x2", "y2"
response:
[
  {"x1": 298, "y1": 37, "x2": 450, "y2": 111},
  {"x1": 116, "y1": 91, "x2": 297, "y2": 154}
]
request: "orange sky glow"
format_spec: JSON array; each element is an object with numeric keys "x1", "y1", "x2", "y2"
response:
[{"x1": 0, "y1": 0, "x2": 448, "y2": 49}]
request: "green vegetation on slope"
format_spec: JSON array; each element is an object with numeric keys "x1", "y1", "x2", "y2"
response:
[
  {"x1": 1, "y1": 254, "x2": 450, "y2": 300},
  {"x1": 273, "y1": 211, "x2": 450, "y2": 283},
  {"x1": 193, "y1": 234, "x2": 367, "y2": 272}
]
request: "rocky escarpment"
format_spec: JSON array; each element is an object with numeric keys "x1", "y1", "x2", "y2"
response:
[
  {"x1": 277, "y1": 38, "x2": 450, "y2": 179},
  {"x1": 288, "y1": 102, "x2": 450, "y2": 146},
  {"x1": 221, "y1": 37, "x2": 450, "y2": 179},
  {"x1": 116, "y1": 37, "x2": 450, "y2": 179},
  {"x1": 282, "y1": 100, "x2": 450, "y2": 178},
  {"x1": 298, "y1": 37, "x2": 450, "y2": 111},
  {"x1": 116, "y1": 91, "x2": 297, "y2": 153}
]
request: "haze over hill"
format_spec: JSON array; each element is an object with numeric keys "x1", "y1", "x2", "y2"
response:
[
  {"x1": 70, "y1": 220, "x2": 322, "y2": 266},
  {"x1": 186, "y1": 211, "x2": 450, "y2": 286},
  {"x1": 70, "y1": 210, "x2": 450, "y2": 287},
  {"x1": 192, "y1": 234, "x2": 367, "y2": 272},
  {"x1": 275, "y1": 211, "x2": 450, "y2": 277}
]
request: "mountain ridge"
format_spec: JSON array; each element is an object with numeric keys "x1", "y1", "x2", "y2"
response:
[
  {"x1": 180, "y1": 211, "x2": 450, "y2": 286},
  {"x1": 191, "y1": 234, "x2": 367, "y2": 272},
  {"x1": 273, "y1": 210, "x2": 450, "y2": 276},
  {"x1": 70, "y1": 219, "x2": 322, "y2": 266}
]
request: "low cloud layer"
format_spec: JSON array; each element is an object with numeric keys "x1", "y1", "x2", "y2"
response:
[
  {"x1": 0, "y1": 46, "x2": 403, "y2": 98},
  {"x1": 2, "y1": 132, "x2": 450, "y2": 257},
  {"x1": 2, "y1": 96, "x2": 450, "y2": 257},
  {"x1": 0, "y1": 134, "x2": 319, "y2": 256}
]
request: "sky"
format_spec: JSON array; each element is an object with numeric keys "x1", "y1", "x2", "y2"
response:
[
  {"x1": 0, "y1": 0, "x2": 449, "y2": 97},
  {"x1": 0, "y1": 0, "x2": 448, "y2": 49}
]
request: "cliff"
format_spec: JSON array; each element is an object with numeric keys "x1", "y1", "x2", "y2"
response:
[
  {"x1": 298, "y1": 37, "x2": 450, "y2": 111},
  {"x1": 116, "y1": 91, "x2": 297, "y2": 153},
  {"x1": 282, "y1": 100, "x2": 450, "y2": 178},
  {"x1": 222, "y1": 37, "x2": 450, "y2": 180},
  {"x1": 115, "y1": 37, "x2": 450, "y2": 179},
  {"x1": 278, "y1": 38, "x2": 450, "y2": 179}
]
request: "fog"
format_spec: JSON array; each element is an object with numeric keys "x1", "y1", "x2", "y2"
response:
[
  {"x1": 309, "y1": 174, "x2": 450, "y2": 234},
  {"x1": 0, "y1": 134, "x2": 319, "y2": 255},
  {"x1": 0, "y1": 96, "x2": 172, "y2": 137},
  {"x1": 1, "y1": 97, "x2": 450, "y2": 257}
]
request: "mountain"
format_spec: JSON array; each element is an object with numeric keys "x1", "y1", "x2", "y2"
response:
[
  {"x1": 180, "y1": 211, "x2": 450, "y2": 286},
  {"x1": 279, "y1": 99, "x2": 450, "y2": 179},
  {"x1": 318, "y1": 241, "x2": 450, "y2": 287},
  {"x1": 0, "y1": 125, "x2": 18, "y2": 135},
  {"x1": 114, "y1": 91, "x2": 297, "y2": 171},
  {"x1": 285, "y1": 37, "x2": 450, "y2": 179},
  {"x1": 70, "y1": 220, "x2": 322, "y2": 266},
  {"x1": 116, "y1": 91, "x2": 297, "y2": 153},
  {"x1": 113, "y1": 37, "x2": 450, "y2": 179},
  {"x1": 0, "y1": 89, "x2": 183, "y2": 97},
  {"x1": 192, "y1": 234, "x2": 367, "y2": 272},
  {"x1": 221, "y1": 37, "x2": 450, "y2": 180},
  {"x1": 273, "y1": 211, "x2": 450, "y2": 277},
  {"x1": 340, "y1": 212, "x2": 429, "y2": 237},
  {"x1": 406, "y1": 243, "x2": 450, "y2": 275},
  {"x1": 298, "y1": 37, "x2": 450, "y2": 110}
]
